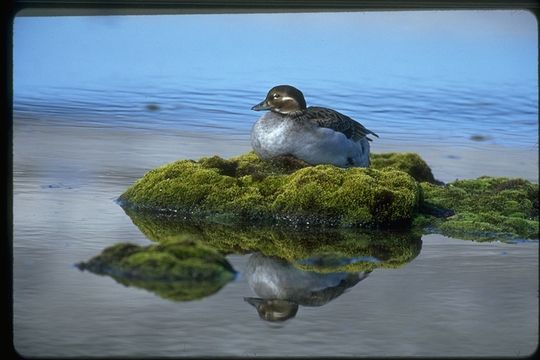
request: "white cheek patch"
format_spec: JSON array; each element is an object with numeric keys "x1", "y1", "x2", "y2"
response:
[
  {"x1": 276, "y1": 97, "x2": 299, "y2": 114},
  {"x1": 280, "y1": 96, "x2": 295, "y2": 102}
]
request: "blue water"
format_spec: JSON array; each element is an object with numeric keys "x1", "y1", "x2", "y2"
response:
[
  {"x1": 13, "y1": 11, "x2": 538, "y2": 148},
  {"x1": 14, "y1": 79, "x2": 538, "y2": 148}
]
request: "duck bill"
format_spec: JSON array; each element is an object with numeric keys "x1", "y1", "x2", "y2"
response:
[
  {"x1": 251, "y1": 100, "x2": 271, "y2": 111},
  {"x1": 244, "y1": 297, "x2": 264, "y2": 308}
]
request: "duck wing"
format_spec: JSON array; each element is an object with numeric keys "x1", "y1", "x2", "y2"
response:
[{"x1": 299, "y1": 107, "x2": 379, "y2": 141}]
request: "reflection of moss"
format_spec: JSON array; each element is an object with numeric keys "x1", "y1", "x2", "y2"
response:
[
  {"x1": 290, "y1": 232, "x2": 422, "y2": 273},
  {"x1": 77, "y1": 239, "x2": 236, "y2": 301},
  {"x1": 420, "y1": 177, "x2": 539, "y2": 241},
  {"x1": 119, "y1": 151, "x2": 421, "y2": 229},
  {"x1": 370, "y1": 152, "x2": 438, "y2": 183},
  {"x1": 107, "y1": 276, "x2": 230, "y2": 302},
  {"x1": 122, "y1": 208, "x2": 422, "y2": 273}
]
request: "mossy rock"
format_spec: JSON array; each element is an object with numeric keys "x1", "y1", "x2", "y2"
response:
[
  {"x1": 121, "y1": 208, "x2": 423, "y2": 273},
  {"x1": 370, "y1": 152, "x2": 439, "y2": 184},
  {"x1": 76, "y1": 239, "x2": 236, "y2": 301},
  {"x1": 118, "y1": 151, "x2": 537, "y2": 241},
  {"x1": 118, "y1": 151, "x2": 422, "y2": 229},
  {"x1": 419, "y1": 177, "x2": 539, "y2": 241}
]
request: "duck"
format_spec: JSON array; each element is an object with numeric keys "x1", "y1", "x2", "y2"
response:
[
  {"x1": 244, "y1": 253, "x2": 370, "y2": 322},
  {"x1": 251, "y1": 85, "x2": 378, "y2": 167}
]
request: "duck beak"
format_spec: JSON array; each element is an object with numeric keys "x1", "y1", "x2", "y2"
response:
[
  {"x1": 251, "y1": 100, "x2": 271, "y2": 111},
  {"x1": 244, "y1": 297, "x2": 264, "y2": 308}
]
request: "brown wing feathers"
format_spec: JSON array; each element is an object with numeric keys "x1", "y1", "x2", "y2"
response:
[{"x1": 299, "y1": 107, "x2": 379, "y2": 141}]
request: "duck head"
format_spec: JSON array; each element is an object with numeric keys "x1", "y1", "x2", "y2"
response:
[
  {"x1": 251, "y1": 85, "x2": 307, "y2": 115},
  {"x1": 244, "y1": 297, "x2": 299, "y2": 322}
]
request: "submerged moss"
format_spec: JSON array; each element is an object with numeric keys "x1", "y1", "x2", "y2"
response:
[
  {"x1": 77, "y1": 239, "x2": 236, "y2": 301},
  {"x1": 119, "y1": 151, "x2": 421, "y2": 229},
  {"x1": 420, "y1": 177, "x2": 539, "y2": 241},
  {"x1": 121, "y1": 208, "x2": 423, "y2": 273}
]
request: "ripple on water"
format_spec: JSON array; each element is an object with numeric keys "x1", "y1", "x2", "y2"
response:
[{"x1": 13, "y1": 80, "x2": 538, "y2": 149}]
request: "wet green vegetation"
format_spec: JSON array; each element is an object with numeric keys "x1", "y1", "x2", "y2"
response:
[
  {"x1": 77, "y1": 211, "x2": 423, "y2": 300},
  {"x1": 79, "y1": 152, "x2": 538, "y2": 301},
  {"x1": 118, "y1": 151, "x2": 424, "y2": 229},
  {"x1": 122, "y1": 208, "x2": 423, "y2": 273},
  {"x1": 76, "y1": 239, "x2": 236, "y2": 301},
  {"x1": 118, "y1": 151, "x2": 538, "y2": 241},
  {"x1": 419, "y1": 177, "x2": 539, "y2": 241},
  {"x1": 370, "y1": 152, "x2": 439, "y2": 183}
]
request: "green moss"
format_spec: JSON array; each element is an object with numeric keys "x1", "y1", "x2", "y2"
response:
[
  {"x1": 119, "y1": 151, "x2": 537, "y2": 241},
  {"x1": 77, "y1": 239, "x2": 236, "y2": 301},
  {"x1": 200, "y1": 152, "x2": 310, "y2": 179},
  {"x1": 121, "y1": 208, "x2": 423, "y2": 273},
  {"x1": 270, "y1": 166, "x2": 420, "y2": 227},
  {"x1": 370, "y1": 152, "x2": 439, "y2": 184},
  {"x1": 420, "y1": 177, "x2": 539, "y2": 241},
  {"x1": 119, "y1": 151, "x2": 421, "y2": 229}
]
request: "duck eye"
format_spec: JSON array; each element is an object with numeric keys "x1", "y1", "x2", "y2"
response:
[{"x1": 272, "y1": 93, "x2": 280, "y2": 99}]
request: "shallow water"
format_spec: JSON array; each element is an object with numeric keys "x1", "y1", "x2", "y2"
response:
[
  {"x1": 13, "y1": 120, "x2": 539, "y2": 357},
  {"x1": 14, "y1": 79, "x2": 539, "y2": 149},
  {"x1": 12, "y1": 10, "x2": 539, "y2": 357}
]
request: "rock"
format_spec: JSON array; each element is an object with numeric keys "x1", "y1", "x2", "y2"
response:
[
  {"x1": 145, "y1": 103, "x2": 160, "y2": 111},
  {"x1": 76, "y1": 239, "x2": 236, "y2": 301},
  {"x1": 118, "y1": 151, "x2": 422, "y2": 229},
  {"x1": 370, "y1": 152, "x2": 440, "y2": 184},
  {"x1": 117, "y1": 151, "x2": 538, "y2": 241},
  {"x1": 470, "y1": 134, "x2": 490, "y2": 142},
  {"x1": 420, "y1": 177, "x2": 539, "y2": 241}
]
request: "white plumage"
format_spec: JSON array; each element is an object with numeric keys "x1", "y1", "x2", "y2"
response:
[{"x1": 251, "y1": 112, "x2": 371, "y2": 167}]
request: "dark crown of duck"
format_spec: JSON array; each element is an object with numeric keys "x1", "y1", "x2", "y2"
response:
[{"x1": 251, "y1": 85, "x2": 307, "y2": 115}]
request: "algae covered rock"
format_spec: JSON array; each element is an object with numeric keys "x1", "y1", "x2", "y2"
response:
[
  {"x1": 77, "y1": 239, "x2": 236, "y2": 301},
  {"x1": 420, "y1": 177, "x2": 539, "y2": 241},
  {"x1": 120, "y1": 207, "x2": 423, "y2": 273},
  {"x1": 370, "y1": 152, "x2": 439, "y2": 184},
  {"x1": 118, "y1": 150, "x2": 537, "y2": 241},
  {"x1": 118, "y1": 151, "x2": 421, "y2": 229}
]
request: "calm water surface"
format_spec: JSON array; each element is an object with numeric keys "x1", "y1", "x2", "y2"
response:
[
  {"x1": 13, "y1": 11, "x2": 539, "y2": 357},
  {"x1": 13, "y1": 107, "x2": 539, "y2": 357}
]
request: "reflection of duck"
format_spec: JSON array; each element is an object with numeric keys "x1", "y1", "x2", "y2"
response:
[
  {"x1": 251, "y1": 85, "x2": 378, "y2": 167},
  {"x1": 244, "y1": 253, "x2": 370, "y2": 322}
]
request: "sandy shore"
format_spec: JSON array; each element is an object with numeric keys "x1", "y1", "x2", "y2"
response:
[
  {"x1": 14, "y1": 119, "x2": 538, "y2": 185},
  {"x1": 374, "y1": 141, "x2": 538, "y2": 184}
]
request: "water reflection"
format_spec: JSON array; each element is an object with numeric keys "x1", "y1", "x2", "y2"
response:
[
  {"x1": 88, "y1": 269, "x2": 235, "y2": 302},
  {"x1": 121, "y1": 207, "x2": 423, "y2": 271},
  {"x1": 77, "y1": 240, "x2": 236, "y2": 302},
  {"x1": 244, "y1": 253, "x2": 370, "y2": 322},
  {"x1": 81, "y1": 208, "x2": 423, "y2": 308}
]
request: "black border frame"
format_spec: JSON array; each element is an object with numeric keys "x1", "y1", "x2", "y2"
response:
[{"x1": 4, "y1": 1, "x2": 539, "y2": 359}]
